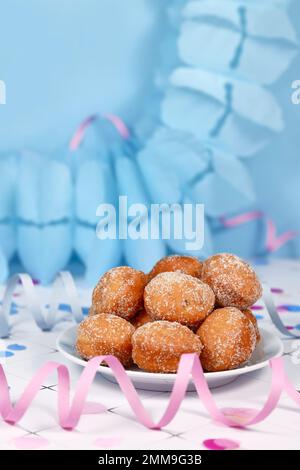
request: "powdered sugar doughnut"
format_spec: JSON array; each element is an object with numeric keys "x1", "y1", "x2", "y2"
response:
[
  {"x1": 76, "y1": 314, "x2": 135, "y2": 367},
  {"x1": 242, "y1": 308, "x2": 261, "y2": 343},
  {"x1": 132, "y1": 320, "x2": 203, "y2": 373},
  {"x1": 92, "y1": 266, "x2": 147, "y2": 320},
  {"x1": 197, "y1": 307, "x2": 256, "y2": 372},
  {"x1": 131, "y1": 309, "x2": 152, "y2": 329},
  {"x1": 201, "y1": 253, "x2": 262, "y2": 309},
  {"x1": 144, "y1": 272, "x2": 215, "y2": 328},
  {"x1": 148, "y1": 255, "x2": 202, "y2": 282}
]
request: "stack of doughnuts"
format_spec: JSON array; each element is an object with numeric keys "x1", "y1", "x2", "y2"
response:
[{"x1": 76, "y1": 253, "x2": 262, "y2": 373}]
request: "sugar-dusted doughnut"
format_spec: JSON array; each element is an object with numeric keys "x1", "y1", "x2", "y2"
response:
[
  {"x1": 132, "y1": 320, "x2": 203, "y2": 373},
  {"x1": 242, "y1": 308, "x2": 261, "y2": 343},
  {"x1": 201, "y1": 253, "x2": 262, "y2": 309},
  {"x1": 131, "y1": 309, "x2": 152, "y2": 329},
  {"x1": 148, "y1": 255, "x2": 202, "y2": 282},
  {"x1": 92, "y1": 266, "x2": 147, "y2": 320},
  {"x1": 197, "y1": 307, "x2": 256, "y2": 372},
  {"x1": 76, "y1": 314, "x2": 135, "y2": 367},
  {"x1": 144, "y1": 272, "x2": 215, "y2": 328}
]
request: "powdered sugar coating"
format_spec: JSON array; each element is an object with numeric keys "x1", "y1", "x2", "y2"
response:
[
  {"x1": 197, "y1": 307, "x2": 257, "y2": 372},
  {"x1": 76, "y1": 313, "x2": 135, "y2": 367},
  {"x1": 148, "y1": 255, "x2": 203, "y2": 282},
  {"x1": 92, "y1": 266, "x2": 147, "y2": 320},
  {"x1": 242, "y1": 308, "x2": 261, "y2": 343},
  {"x1": 144, "y1": 271, "x2": 215, "y2": 328},
  {"x1": 201, "y1": 253, "x2": 262, "y2": 309},
  {"x1": 132, "y1": 320, "x2": 203, "y2": 373}
]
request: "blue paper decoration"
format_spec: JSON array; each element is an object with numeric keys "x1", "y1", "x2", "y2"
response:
[
  {"x1": 0, "y1": 0, "x2": 297, "y2": 284},
  {"x1": 139, "y1": 0, "x2": 298, "y2": 261}
]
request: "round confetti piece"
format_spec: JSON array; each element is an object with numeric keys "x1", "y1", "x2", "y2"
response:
[
  {"x1": 82, "y1": 307, "x2": 90, "y2": 315},
  {"x1": 271, "y1": 288, "x2": 284, "y2": 294},
  {"x1": 0, "y1": 351, "x2": 14, "y2": 358},
  {"x1": 203, "y1": 438, "x2": 240, "y2": 451},
  {"x1": 278, "y1": 305, "x2": 300, "y2": 312},
  {"x1": 7, "y1": 344, "x2": 27, "y2": 351}
]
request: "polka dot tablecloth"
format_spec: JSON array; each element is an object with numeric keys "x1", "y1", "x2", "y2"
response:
[{"x1": 0, "y1": 258, "x2": 300, "y2": 450}]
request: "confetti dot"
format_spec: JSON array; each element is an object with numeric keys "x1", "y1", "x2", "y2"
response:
[
  {"x1": 82, "y1": 307, "x2": 90, "y2": 315},
  {"x1": 255, "y1": 314, "x2": 264, "y2": 320},
  {"x1": 251, "y1": 305, "x2": 263, "y2": 311},
  {"x1": 0, "y1": 351, "x2": 14, "y2": 358},
  {"x1": 58, "y1": 303, "x2": 72, "y2": 312},
  {"x1": 94, "y1": 437, "x2": 122, "y2": 449},
  {"x1": 278, "y1": 305, "x2": 300, "y2": 312},
  {"x1": 277, "y1": 306, "x2": 288, "y2": 313},
  {"x1": 7, "y1": 344, "x2": 27, "y2": 351},
  {"x1": 294, "y1": 325, "x2": 300, "y2": 330},
  {"x1": 12, "y1": 436, "x2": 49, "y2": 450},
  {"x1": 271, "y1": 288, "x2": 284, "y2": 294},
  {"x1": 203, "y1": 438, "x2": 240, "y2": 451},
  {"x1": 9, "y1": 302, "x2": 19, "y2": 315},
  {"x1": 286, "y1": 326, "x2": 294, "y2": 330}
]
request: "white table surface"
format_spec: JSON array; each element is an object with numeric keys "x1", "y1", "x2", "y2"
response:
[{"x1": 0, "y1": 258, "x2": 300, "y2": 450}]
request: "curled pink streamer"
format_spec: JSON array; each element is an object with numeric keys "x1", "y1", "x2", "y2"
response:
[
  {"x1": 220, "y1": 211, "x2": 299, "y2": 253},
  {"x1": 69, "y1": 113, "x2": 130, "y2": 151},
  {"x1": 1, "y1": 354, "x2": 300, "y2": 431}
]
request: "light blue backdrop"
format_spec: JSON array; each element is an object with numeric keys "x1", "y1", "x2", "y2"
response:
[
  {"x1": 0, "y1": 0, "x2": 299, "y2": 284},
  {"x1": 0, "y1": 0, "x2": 164, "y2": 152}
]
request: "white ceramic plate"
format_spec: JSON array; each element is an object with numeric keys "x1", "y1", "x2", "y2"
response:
[{"x1": 56, "y1": 325, "x2": 283, "y2": 391}]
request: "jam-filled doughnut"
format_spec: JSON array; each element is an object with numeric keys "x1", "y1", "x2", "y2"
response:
[
  {"x1": 148, "y1": 255, "x2": 202, "y2": 282},
  {"x1": 76, "y1": 314, "x2": 135, "y2": 367},
  {"x1": 197, "y1": 307, "x2": 256, "y2": 372},
  {"x1": 132, "y1": 320, "x2": 203, "y2": 373},
  {"x1": 201, "y1": 253, "x2": 262, "y2": 309},
  {"x1": 242, "y1": 308, "x2": 261, "y2": 343},
  {"x1": 131, "y1": 309, "x2": 152, "y2": 329},
  {"x1": 144, "y1": 272, "x2": 215, "y2": 328},
  {"x1": 92, "y1": 266, "x2": 147, "y2": 320}
]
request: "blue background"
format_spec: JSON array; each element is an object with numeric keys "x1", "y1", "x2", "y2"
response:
[{"x1": 0, "y1": 0, "x2": 299, "y2": 283}]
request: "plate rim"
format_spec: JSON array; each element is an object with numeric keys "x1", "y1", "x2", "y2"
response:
[{"x1": 56, "y1": 324, "x2": 284, "y2": 381}]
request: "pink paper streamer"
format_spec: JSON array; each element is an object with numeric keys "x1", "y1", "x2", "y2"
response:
[
  {"x1": 69, "y1": 113, "x2": 130, "y2": 151},
  {"x1": 0, "y1": 354, "x2": 299, "y2": 431},
  {"x1": 220, "y1": 211, "x2": 263, "y2": 228},
  {"x1": 220, "y1": 211, "x2": 299, "y2": 253}
]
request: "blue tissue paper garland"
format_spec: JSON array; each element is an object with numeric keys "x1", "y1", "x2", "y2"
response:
[{"x1": 0, "y1": 0, "x2": 298, "y2": 284}]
